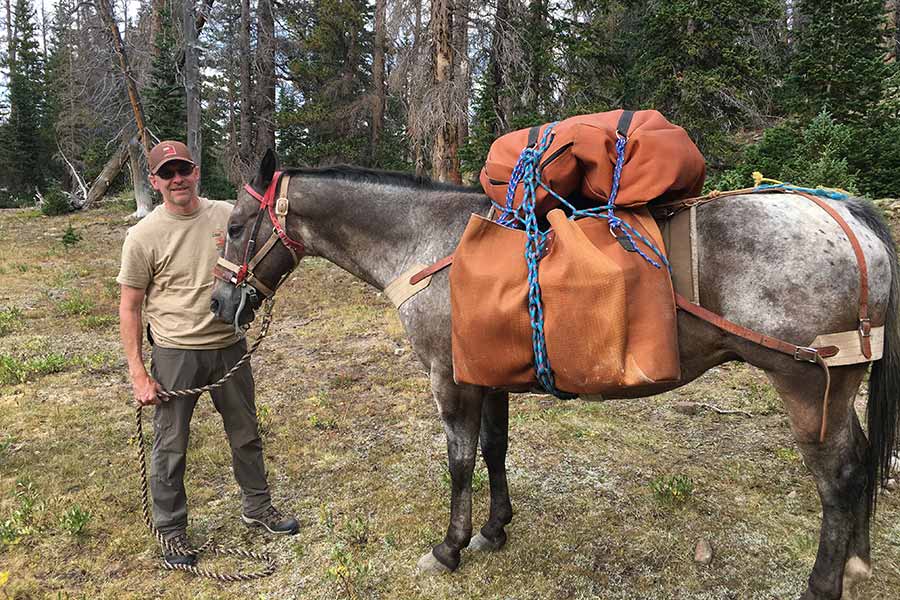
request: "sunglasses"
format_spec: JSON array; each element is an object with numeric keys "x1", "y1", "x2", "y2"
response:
[{"x1": 155, "y1": 162, "x2": 195, "y2": 179}]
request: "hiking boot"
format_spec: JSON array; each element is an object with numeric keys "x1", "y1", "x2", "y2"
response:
[
  {"x1": 241, "y1": 505, "x2": 300, "y2": 535},
  {"x1": 161, "y1": 531, "x2": 197, "y2": 568}
]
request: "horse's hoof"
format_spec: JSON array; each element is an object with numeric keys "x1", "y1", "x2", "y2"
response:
[
  {"x1": 467, "y1": 532, "x2": 504, "y2": 552},
  {"x1": 416, "y1": 550, "x2": 451, "y2": 575}
]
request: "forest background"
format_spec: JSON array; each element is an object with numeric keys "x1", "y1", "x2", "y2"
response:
[{"x1": 0, "y1": 0, "x2": 898, "y2": 214}]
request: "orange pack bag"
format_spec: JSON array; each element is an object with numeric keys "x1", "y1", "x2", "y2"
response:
[
  {"x1": 480, "y1": 109, "x2": 706, "y2": 215},
  {"x1": 449, "y1": 208, "x2": 680, "y2": 395}
]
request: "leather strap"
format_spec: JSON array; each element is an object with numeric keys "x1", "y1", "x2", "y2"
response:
[
  {"x1": 410, "y1": 254, "x2": 454, "y2": 285},
  {"x1": 793, "y1": 191, "x2": 871, "y2": 358},
  {"x1": 675, "y1": 293, "x2": 836, "y2": 442}
]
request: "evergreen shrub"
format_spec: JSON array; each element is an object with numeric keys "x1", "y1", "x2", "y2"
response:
[{"x1": 40, "y1": 187, "x2": 73, "y2": 216}]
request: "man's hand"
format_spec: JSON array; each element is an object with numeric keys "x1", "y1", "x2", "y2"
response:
[{"x1": 132, "y1": 373, "x2": 162, "y2": 406}]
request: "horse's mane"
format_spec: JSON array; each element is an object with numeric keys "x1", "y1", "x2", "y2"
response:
[{"x1": 284, "y1": 164, "x2": 483, "y2": 194}]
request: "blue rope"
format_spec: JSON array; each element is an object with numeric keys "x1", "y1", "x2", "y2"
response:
[
  {"x1": 498, "y1": 124, "x2": 667, "y2": 397},
  {"x1": 753, "y1": 183, "x2": 849, "y2": 200}
]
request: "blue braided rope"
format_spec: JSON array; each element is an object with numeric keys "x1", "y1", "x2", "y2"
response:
[
  {"x1": 753, "y1": 183, "x2": 849, "y2": 200},
  {"x1": 498, "y1": 124, "x2": 668, "y2": 397}
]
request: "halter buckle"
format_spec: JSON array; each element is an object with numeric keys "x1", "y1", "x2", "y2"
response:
[{"x1": 275, "y1": 196, "x2": 289, "y2": 217}]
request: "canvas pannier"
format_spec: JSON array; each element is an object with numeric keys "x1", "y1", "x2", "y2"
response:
[
  {"x1": 449, "y1": 207, "x2": 680, "y2": 395},
  {"x1": 479, "y1": 109, "x2": 706, "y2": 215}
]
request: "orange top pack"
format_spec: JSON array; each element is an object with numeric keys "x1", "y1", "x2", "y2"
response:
[{"x1": 479, "y1": 109, "x2": 706, "y2": 214}]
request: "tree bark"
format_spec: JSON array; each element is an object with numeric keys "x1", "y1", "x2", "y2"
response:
[
  {"x1": 6, "y1": 0, "x2": 15, "y2": 69},
  {"x1": 96, "y1": 0, "x2": 151, "y2": 157},
  {"x1": 894, "y1": 0, "x2": 900, "y2": 61},
  {"x1": 254, "y1": 0, "x2": 276, "y2": 158},
  {"x1": 239, "y1": 0, "x2": 253, "y2": 174},
  {"x1": 371, "y1": 0, "x2": 386, "y2": 165},
  {"x1": 85, "y1": 141, "x2": 129, "y2": 208},
  {"x1": 430, "y1": 0, "x2": 460, "y2": 183},
  {"x1": 128, "y1": 136, "x2": 154, "y2": 217},
  {"x1": 413, "y1": 0, "x2": 425, "y2": 175},
  {"x1": 453, "y1": 0, "x2": 469, "y2": 163},
  {"x1": 183, "y1": 0, "x2": 202, "y2": 172}
]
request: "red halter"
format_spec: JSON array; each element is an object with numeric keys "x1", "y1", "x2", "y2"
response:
[{"x1": 214, "y1": 172, "x2": 304, "y2": 298}]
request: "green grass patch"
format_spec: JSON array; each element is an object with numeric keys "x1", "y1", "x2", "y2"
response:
[
  {"x1": 650, "y1": 474, "x2": 694, "y2": 506},
  {"x1": 58, "y1": 505, "x2": 91, "y2": 536},
  {"x1": 0, "y1": 307, "x2": 22, "y2": 336},
  {"x1": 78, "y1": 314, "x2": 114, "y2": 330},
  {"x1": 308, "y1": 413, "x2": 338, "y2": 430},
  {"x1": 0, "y1": 479, "x2": 41, "y2": 546},
  {"x1": 56, "y1": 290, "x2": 94, "y2": 317},
  {"x1": 0, "y1": 352, "x2": 70, "y2": 385}
]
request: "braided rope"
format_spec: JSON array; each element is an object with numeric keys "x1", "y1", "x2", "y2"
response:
[
  {"x1": 497, "y1": 124, "x2": 669, "y2": 397},
  {"x1": 133, "y1": 299, "x2": 278, "y2": 581}
]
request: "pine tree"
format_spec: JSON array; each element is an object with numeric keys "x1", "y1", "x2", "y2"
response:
[
  {"x1": 625, "y1": 0, "x2": 787, "y2": 159},
  {"x1": 144, "y1": 5, "x2": 186, "y2": 142},
  {"x1": 5, "y1": 0, "x2": 48, "y2": 198},
  {"x1": 790, "y1": 0, "x2": 886, "y2": 121},
  {"x1": 279, "y1": 0, "x2": 372, "y2": 165}
]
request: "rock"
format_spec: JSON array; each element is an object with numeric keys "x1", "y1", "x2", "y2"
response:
[
  {"x1": 787, "y1": 490, "x2": 798, "y2": 500},
  {"x1": 673, "y1": 402, "x2": 700, "y2": 416},
  {"x1": 694, "y1": 538, "x2": 713, "y2": 566},
  {"x1": 885, "y1": 478, "x2": 898, "y2": 492}
]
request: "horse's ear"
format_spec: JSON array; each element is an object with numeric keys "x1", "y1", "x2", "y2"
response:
[{"x1": 253, "y1": 149, "x2": 279, "y2": 189}]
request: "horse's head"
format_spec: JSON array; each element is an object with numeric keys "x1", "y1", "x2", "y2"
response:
[{"x1": 210, "y1": 149, "x2": 304, "y2": 330}]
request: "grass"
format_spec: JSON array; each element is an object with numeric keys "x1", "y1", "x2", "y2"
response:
[
  {"x1": 0, "y1": 207, "x2": 898, "y2": 599},
  {"x1": 0, "y1": 307, "x2": 22, "y2": 337}
]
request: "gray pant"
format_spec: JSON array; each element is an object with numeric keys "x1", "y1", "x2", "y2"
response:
[{"x1": 150, "y1": 340, "x2": 271, "y2": 536}]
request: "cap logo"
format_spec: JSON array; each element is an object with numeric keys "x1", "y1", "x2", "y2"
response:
[{"x1": 163, "y1": 145, "x2": 177, "y2": 156}]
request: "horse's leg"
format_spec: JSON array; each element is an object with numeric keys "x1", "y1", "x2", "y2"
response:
[
  {"x1": 417, "y1": 367, "x2": 485, "y2": 573},
  {"x1": 468, "y1": 390, "x2": 512, "y2": 552},
  {"x1": 767, "y1": 363, "x2": 872, "y2": 600}
]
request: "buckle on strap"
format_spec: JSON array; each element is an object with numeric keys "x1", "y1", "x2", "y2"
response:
[
  {"x1": 794, "y1": 347, "x2": 819, "y2": 363},
  {"x1": 859, "y1": 318, "x2": 871, "y2": 338},
  {"x1": 275, "y1": 196, "x2": 289, "y2": 217}
]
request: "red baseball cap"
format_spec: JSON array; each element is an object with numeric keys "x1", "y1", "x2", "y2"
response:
[{"x1": 149, "y1": 141, "x2": 195, "y2": 174}]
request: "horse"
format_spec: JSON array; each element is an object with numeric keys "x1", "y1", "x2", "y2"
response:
[{"x1": 210, "y1": 150, "x2": 899, "y2": 600}]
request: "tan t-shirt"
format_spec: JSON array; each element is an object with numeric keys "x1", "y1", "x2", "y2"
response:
[{"x1": 116, "y1": 197, "x2": 240, "y2": 349}]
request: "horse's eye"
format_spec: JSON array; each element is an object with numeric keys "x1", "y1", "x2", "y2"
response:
[{"x1": 228, "y1": 223, "x2": 243, "y2": 239}]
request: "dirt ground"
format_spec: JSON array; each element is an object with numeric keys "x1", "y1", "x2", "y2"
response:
[{"x1": 0, "y1": 199, "x2": 898, "y2": 600}]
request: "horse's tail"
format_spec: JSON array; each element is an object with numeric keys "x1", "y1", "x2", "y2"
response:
[{"x1": 849, "y1": 198, "x2": 900, "y2": 514}]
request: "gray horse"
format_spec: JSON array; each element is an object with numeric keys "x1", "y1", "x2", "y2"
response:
[{"x1": 211, "y1": 151, "x2": 899, "y2": 600}]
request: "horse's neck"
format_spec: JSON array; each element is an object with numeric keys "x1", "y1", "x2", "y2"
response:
[{"x1": 298, "y1": 177, "x2": 488, "y2": 290}]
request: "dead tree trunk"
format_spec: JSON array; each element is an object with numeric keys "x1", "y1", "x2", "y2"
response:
[
  {"x1": 128, "y1": 137, "x2": 154, "y2": 218},
  {"x1": 430, "y1": 0, "x2": 460, "y2": 183},
  {"x1": 371, "y1": 0, "x2": 386, "y2": 165},
  {"x1": 239, "y1": 0, "x2": 254, "y2": 175},
  {"x1": 183, "y1": 0, "x2": 202, "y2": 172},
  {"x1": 85, "y1": 141, "x2": 129, "y2": 208},
  {"x1": 254, "y1": 0, "x2": 276, "y2": 157},
  {"x1": 490, "y1": 0, "x2": 510, "y2": 134},
  {"x1": 96, "y1": 0, "x2": 151, "y2": 156},
  {"x1": 453, "y1": 0, "x2": 469, "y2": 168}
]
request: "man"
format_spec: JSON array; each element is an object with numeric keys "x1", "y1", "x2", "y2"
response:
[{"x1": 117, "y1": 140, "x2": 299, "y2": 568}]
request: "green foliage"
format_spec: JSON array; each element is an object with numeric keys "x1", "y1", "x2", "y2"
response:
[
  {"x1": 708, "y1": 112, "x2": 859, "y2": 193},
  {"x1": 625, "y1": 0, "x2": 787, "y2": 161},
  {"x1": 790, "y1": 0, "x2": 885, "y2": 121},
  {"x1": 0, "y1": 307, "x2": 22, "y2": 337},
  {"x1": 279, "y1": 0, "x2": 373, "y2": 166},
  {"x1": 1, "y1": 0, "x2": 49, "y2": 196},
  {"x1": 59, "y1": 505, "x2": 91, "y2": 536},
  {"x1": 78, "y1": 315, "x2": 114, "y2": 331},
  {"x1": 650, "y1": 474, "x2": 694, "y2": 505},
  {"x1": 0, "y1": 352, "x2": 70, "y2": 385},
  {"x1": 57, "y1": 290, "x2": 93, "y2": 316},
  {"x1": 144, "y1": 6, "x2": 186, "y2": 141},
  {"x1": 61, "y1": 224, "x2": 82, "y2": 250},
  {"x1": 1, "y1": 479, "x2": 40, "y2": 546},
  {"x1": 42, "y1": 187, "x2": 74, "y2": 216}
]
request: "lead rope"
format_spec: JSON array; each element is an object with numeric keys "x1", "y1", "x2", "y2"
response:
[{"x1": 133, "y1": 299, "x2": 278, "y2": 581}]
